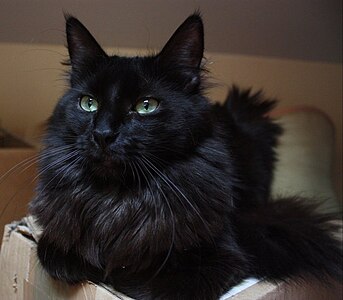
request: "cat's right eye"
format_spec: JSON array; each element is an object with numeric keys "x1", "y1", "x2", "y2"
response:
[
  {"x1": 134, "y1": 97, "x2": 159, "y2": 115},
  {"x1": 79, "y1": 95, "x2": 98, "y2": 112}
]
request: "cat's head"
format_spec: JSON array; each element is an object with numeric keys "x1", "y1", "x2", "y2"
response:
[{"x1": 43, "y1": 14, "x2": 212, "y2": 183}]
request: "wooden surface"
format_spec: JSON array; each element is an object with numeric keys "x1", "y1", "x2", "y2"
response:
[{"x1": 0, "y1": 148, "x2": 37, "y2": 238}]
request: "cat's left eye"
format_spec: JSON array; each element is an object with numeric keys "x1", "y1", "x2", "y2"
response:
[
  {"x1": 80, "y1": 95, "x2": 98, "y2": 112},
  {"x1": 134, "y1": 98, "x2": 159, "y2": 115}
]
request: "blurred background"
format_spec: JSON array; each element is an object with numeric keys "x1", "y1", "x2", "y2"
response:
[{"x1": 0, "y1": 0, "x2": 341, "y2": 205}]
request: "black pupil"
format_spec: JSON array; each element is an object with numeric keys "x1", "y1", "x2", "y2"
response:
[
  {"x1": 143, "y1": 100, "x2": 150, "y2": 110},
  {"x1": 88, "y1": 99, "x2": 93, "y2": 108}
]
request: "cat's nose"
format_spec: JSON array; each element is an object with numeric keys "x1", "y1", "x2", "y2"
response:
[{"x1": 93, "y1": 129, "x2": 117, "y2": 148}]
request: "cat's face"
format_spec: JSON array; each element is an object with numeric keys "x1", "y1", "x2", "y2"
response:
[{"x1": 44, "y1": 15, "x2": 211, "y2": 182}]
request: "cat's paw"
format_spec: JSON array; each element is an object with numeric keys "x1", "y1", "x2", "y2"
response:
[{"x1": 37, "y1": 241, "x2": 87, "y2": 284}]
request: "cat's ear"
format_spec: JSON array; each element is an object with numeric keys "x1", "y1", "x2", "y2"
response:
[
  {"x1": 158, "y1": 13, "x2": 204, "y2": 70},
  {"x1": 65, "y1": 15, "x2": 107, "y2": 68}
]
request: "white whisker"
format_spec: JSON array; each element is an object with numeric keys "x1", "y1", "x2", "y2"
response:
[
  {"x1": 141, "y1": 155, "x2": 214, "y2": 245},
  {"x1": 135, "y1": 158, "x2": 175, "y2": 279}
]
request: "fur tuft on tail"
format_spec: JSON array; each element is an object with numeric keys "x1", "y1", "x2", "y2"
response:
[
  {"x1": 226, "y1": 86, "x2": 278, "y2": 123},
  {"x1": 235, "y1": 197, "x2": 342, "y2": 283}
]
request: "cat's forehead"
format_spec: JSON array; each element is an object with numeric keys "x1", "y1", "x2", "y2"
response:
[
  {"x1": 86, "y1": 55, "x2": 158, "y2": 99},
  {"x1": 95, "y1": 57, "x2": 140, "y2": 83}
]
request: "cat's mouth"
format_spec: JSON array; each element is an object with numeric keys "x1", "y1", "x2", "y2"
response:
[
  {"x1": 90, "y1": 151, "x2": 124, "y2": 178},
  {"x1": 101, "y1": 156, "x2": 121, "y2": 169}
]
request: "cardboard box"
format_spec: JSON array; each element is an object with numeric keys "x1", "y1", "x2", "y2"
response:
[{"x1": 0, "y1": 224, "x2": 341, "y2": 300}]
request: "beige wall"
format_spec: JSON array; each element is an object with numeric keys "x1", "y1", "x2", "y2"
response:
[{"x1": 0, "y1": 43, "x2": 341, "y2": 200}]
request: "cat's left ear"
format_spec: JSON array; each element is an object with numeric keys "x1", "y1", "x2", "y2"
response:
[
  {"x1": 65, "y1": 15, "x2": 107, "y2": 69},
  {"x1": 158, "y1": 13, "x2": 204, "y2": 78}
]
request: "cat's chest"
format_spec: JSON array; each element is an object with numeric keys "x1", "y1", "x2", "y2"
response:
[{"x1": 37, "y1": 173, "x2": 225, "y2": 255}]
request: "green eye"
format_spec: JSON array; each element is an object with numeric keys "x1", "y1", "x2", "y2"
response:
[
  {"x1": 80, "y1": 95, "x2": 98, "y2": 112},
  {"x1": 135, "y1": 98, "x2": 159, "y2": 115}
]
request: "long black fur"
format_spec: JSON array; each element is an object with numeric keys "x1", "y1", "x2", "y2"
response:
[{"x1": 29, "y1": 13, "x2": 342, "y2": 300}]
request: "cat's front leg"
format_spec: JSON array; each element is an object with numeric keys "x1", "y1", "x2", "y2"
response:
[
  {"x1": 149, "y1": 256, "x2": 247, "y2": 300},
  {"x1": 133, "y1": 248, "x2": 249, "y2": 300},
  {"x1": 37, "y1": 234, "x2": 103, "y2": 284}
]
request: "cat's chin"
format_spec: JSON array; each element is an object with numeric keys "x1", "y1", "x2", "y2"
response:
[{"x1": 91, "y1": 156, "x2": 124, "y2": 179}]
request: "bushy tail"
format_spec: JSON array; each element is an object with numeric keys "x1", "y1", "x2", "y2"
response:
[
  {"x1": 235, "y1": 197, "x2": 342, "y2": 283},
  {"x1": 225, "y1": 85, "x2": 278, "y2": 125},
  {"x1": 221, "y1": 86, "x2": 283, "y2": 208}
]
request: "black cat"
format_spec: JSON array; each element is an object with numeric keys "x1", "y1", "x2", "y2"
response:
[{"x1": 29, "y1": 13, "x2": 342, "y2": 299}]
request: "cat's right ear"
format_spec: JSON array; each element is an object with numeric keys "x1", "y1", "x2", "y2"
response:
[
  {"x1": 157, "y1": 13, "x2": 204, "y2": 91},
  {"x1": 65, "y1": 15, "x2": 107, "y2": 69}
]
